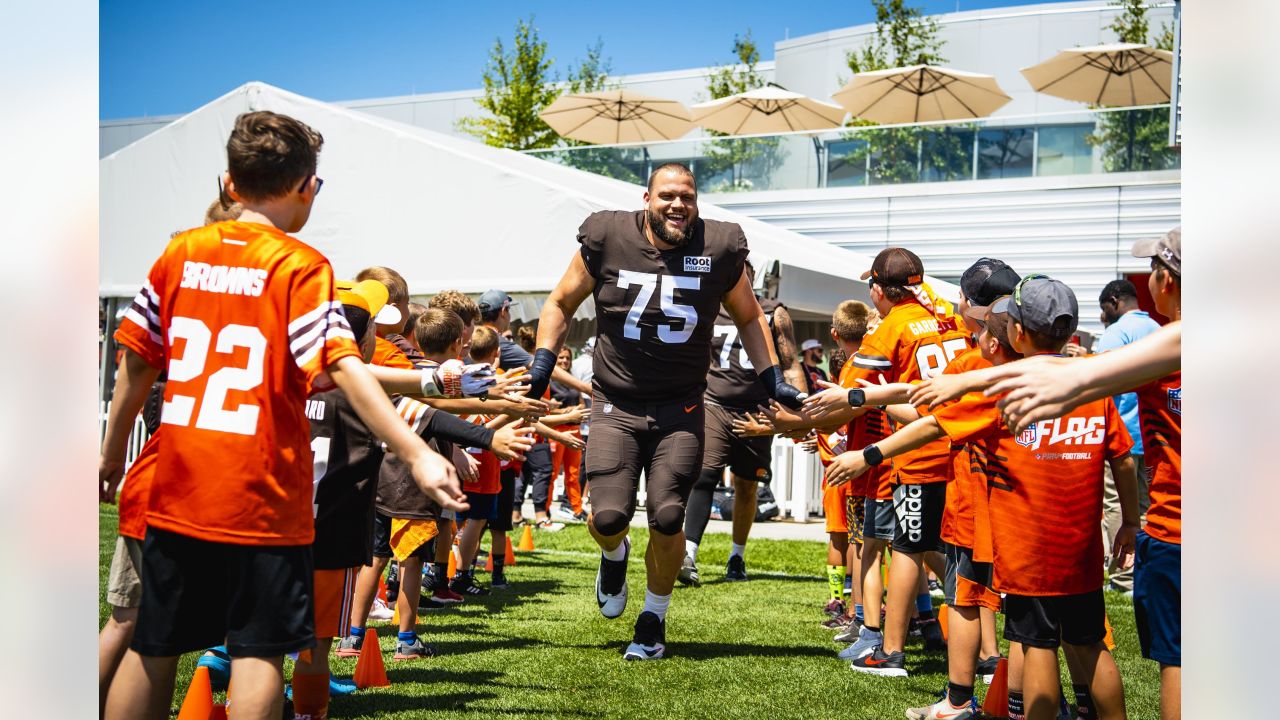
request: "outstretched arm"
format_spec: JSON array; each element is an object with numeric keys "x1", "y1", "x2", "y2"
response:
[
  {"x1": 770, "y1": 305, "x2": 805, "y2": 390},
  {"x1": 526, "y1": 253, "x2": 596, "y2": 399},
  {"x1": 825, "y1": 414, "x2": 945, "y2": 487},
  {"x1": 724, "y1": 272, "x2": 806, "y2": 409}
]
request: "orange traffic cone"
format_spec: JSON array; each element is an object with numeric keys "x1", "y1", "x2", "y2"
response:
[
  {"x1": 377, "y1": 576, "x2": 388, "y2": 604},
  {"x1": 176, "y1": 666, "x2": 215, "y2": 720},
  {"x1": 505, "y1": 536, "x2": 517, "y2": 565},
  {"x1": 518, "y1": 524, "x2": 535, "y2": 552},
  {"x1": 1103, "y1": 614, "x2": 1116, "y2": 651},
  {"x1": 353, "y1": 628, "x2": 391, "y2": 689},
  {"x1": 980, "y1": 657, "x2": 1010, "y2": 719},
  {"x1": 937, "y1": 603, "x2": 949, "y2": 642},
  {"x1": 446, "y1": 548, "x2": 458, "y2": 580},
  {"x1": 484, "y1": 550, "x2": 494, "y2": 572}
]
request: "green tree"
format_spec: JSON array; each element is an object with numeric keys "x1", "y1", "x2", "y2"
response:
[
  {"x1": 456, "y1": 17, "x2": 562, "y2": 151},
  {"x1": 1086, "y1": 0, "x2": 1178, "y2": 172},
  {"x1": 701, "y1": 31, "x2": 786, "y2": 192},
  {"x1": 836, "y1": 0, "x2": 966, "y2": 185},
  {"x1": 565, "y1": 38, "x2": 612, "y2": 95}
]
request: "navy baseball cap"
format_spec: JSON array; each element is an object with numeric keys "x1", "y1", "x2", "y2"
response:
[
  {"x1": 477, "y1": 289, "x2": 512, "y2": 318},
  {"x1": 960, "y1": 258, "x2": 1021, "y2": 307}
]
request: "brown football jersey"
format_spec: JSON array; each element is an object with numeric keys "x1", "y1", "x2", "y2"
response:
[
  {"x1": 704, "y1": 298, "x2": 780, "y2": 410},
  {"x1": 307, "y1": 389, "x2": 384, "y2": 569},
  {"x1": 579, "y1": 210, "x2": 749, "y2": 403}
]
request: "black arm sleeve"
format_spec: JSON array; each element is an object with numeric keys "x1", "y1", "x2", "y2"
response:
[{"x1": 422, "y1": 409, "x2": 497, "y2": 450}]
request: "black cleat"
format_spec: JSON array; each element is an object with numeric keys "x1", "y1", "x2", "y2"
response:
[
  {"x1": 724, "y1": 554, "x2": 748, "y2": 582},
  {"x1": 676, "y1": 554, "x2": 702, "y2": 587},
  {"x1": 622, "y1": 611, "x2": 666, "y2": 661}
]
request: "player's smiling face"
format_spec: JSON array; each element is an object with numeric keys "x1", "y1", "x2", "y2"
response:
[{"x1": 643, "y1": 171, "x2": 698, "y2": 248}]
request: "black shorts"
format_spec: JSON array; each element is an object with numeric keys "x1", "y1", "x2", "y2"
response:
[
  {"x1": 132, "y1": 527, "x2": 314, "y2": 658},
  {"x1": 1133, "y1": 531, "x2": 1181, "y2": 666},
  {"x1": 703, "y1": 402, "x2": 773, "y2": 483},
  {"x1": 490, "y1": 467, "x2": 517, "y2": 533},
  {"x1": 371, "y1": 511, "x2": 431, "y2": 561},
  {"x1": 863, "y1": 497, "x2": 895, "y2": 541},
  {"x1": 890, "y1": 481, "x2": 946, "y2": 554},
  {"x1": 1003, "y1": 588, "x2": 1107, "y2": 649},
  {"x1": 943, "y1": 542, "x2": 993, "y2": 606},
  {"x1": 586, "y1": 389, "x2": 705, "y2": 534}
]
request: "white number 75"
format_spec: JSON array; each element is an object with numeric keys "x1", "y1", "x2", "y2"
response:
[{"x1": 617, "y1": 270, "x2": 700, "y2": 344}]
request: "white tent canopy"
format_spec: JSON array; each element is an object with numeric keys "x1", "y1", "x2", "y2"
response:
[{"x1": 100, "y1": 82, "x2": 959, "y2": 320}]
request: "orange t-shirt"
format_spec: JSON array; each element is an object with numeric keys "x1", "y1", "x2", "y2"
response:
[
  {"x1": 936, "y1": 348, "x2": 992, "y2": 549},
  {"x1": 845, "y1": 301, "x2": 971, "y2": 484},
  {"x1": 1136, "y1": 371, "x2": 1181, "y2": 544},
  {"x1": 836, "y1": 359, "x2": 892, "y2": 500},
  {"x1": 373, "y1": 336, "x2": 416, "y2": 370},
  {"x1": 933, "y1": 390, "x2": 1132, "y2": 596},
  {"x1": 463, "y1": 415, "x2": 503, "y2": 495},
  {"x1": 117, "y1": 433, "x2": 160, "y2": 541},
  {"x1": 114, "y1": 221, "x2": 361, "y2": 545}
]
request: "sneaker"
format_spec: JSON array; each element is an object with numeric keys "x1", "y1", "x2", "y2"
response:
[
  {"x1": 553, "y1": 506, "x2": 580, "y2": 522},
  {"x1": 393, "y1": 635, "x2": 438, "y2": 660},
  {"x1": 909, "y1": 617, "x2": 924, "y2": 638},
  {"x1": 334, "y1": 634, "x2": 364, "y2": 658},
  {"x1": 676, "y1": 554, "x2": 702, "y2": 587},
  {"x1": 838, "y1": 626, "x2": 884, "y2": 661},
  {"x1": 821, "y1": 612, "x2": 851, "y2": 630},
  {"x1": 843, "y1": 574, "x2": 853, "y2": 596},
  {"x1": 419, "y1": 594, "x2": 447, "y2": 610},
  {"x1": 928, "y1": 577, "x2": 945, "y2": 599},
  {"x1": 905, "y1": 696, "x2": 976, "y2": 719},
  {"x1": 849, "y1": 646, "x2": 908, "y2": 677},
  {"x1": 595, "y1": 537, "x2": 630, "y2": 619},
  {"x1": 622, "y1": 611, "x2": 666, "y2": 661},
  {"x1": 432, "y1": 585, "x2": 464, "y2": 605},
  {"x1": 823, "y1": 598, "x2": 846, "y2": 620},
  {"x1": 573, "y1": 511, "x2": 589, "y2": 523},
  {"x1": 920, "y1": 618, "x2": 946, "y2": 651},
  {"x1": 725, "y1": 555, "x2": 748, "y2": 582},
  {"x1": 450, "y1": 574, "x2": 491, "y2": 597},
  {"x1": 976, "y1": 655, "x2": 1001, "y2": 684},
  {"x1": 537, "y1": 519, "x2": 565, "y2": 532},
  {"x1": 834, "y1": 616, "x2": 864, "y2": 643},
  {"x1": 491, "y1": 573, "x2": 511, "y2": 590},
  {"x1": 328, "y1": 675, "x2": 358, "y2": 696},
  {"x1": 368, "y1": 597, "x2": 394, "y2": 622}
]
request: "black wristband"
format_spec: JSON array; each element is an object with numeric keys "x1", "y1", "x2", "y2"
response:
[
  {"x1": 847, "y1": 388, "x2": 866, "y2": 407},
  {"x1": 862, "y1": 444, "x2": 884, "y2": 466}
]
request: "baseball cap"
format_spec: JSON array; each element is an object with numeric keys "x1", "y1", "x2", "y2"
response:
[
  {"x1": 965, "y1": 295, "x2": 1014, "y2": 349},
  {"x1": 860, "y1": 247, "x2": 925, "y2": 286},
  {"x1": 336, "y1": 279, "x2": 401, "y2": 325},
  {"x1": 1006, "y1": 275, "x2": 1078, "y2": 339},
  {"x1": 478, "y1": 289, "x2": 512, "y2": 318},
  {"x1": 801, "y1": 339, "x2": 823, "y2": 352},
  {"x1": 1131, "y1": 226, "x2": 1180, "y2": 277},
  {"x1": 960, "y1": 258, "x2": 1021, "y2": 307}
]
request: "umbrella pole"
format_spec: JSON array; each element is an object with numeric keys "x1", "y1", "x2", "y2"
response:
[
  {"x1": 1126, "y1": 108, "x2": 1135, "y2": 172},
  {"x1": 812, "y1": 136, "x2": 825, "y2": 188}
]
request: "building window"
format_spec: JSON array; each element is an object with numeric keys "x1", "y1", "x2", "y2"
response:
[
  {"x1": 1036, "y1": 124, "x2": 1095, "y2": 176},
  {"x1": 977, "y1": 127, "x2": 1033, "y2": 179}
]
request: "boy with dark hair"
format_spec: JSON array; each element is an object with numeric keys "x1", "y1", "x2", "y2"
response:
[
  {"x1": 829, "y1": 277, "x2": 1140, "y2": 720},
  {"x1": 100, "y1": 111, "x2": 464, "y2": 720}
]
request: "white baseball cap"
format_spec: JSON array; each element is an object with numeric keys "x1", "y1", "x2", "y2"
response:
[{"x1": 801, "y1": 339, "x2": 822, "y2": 352}]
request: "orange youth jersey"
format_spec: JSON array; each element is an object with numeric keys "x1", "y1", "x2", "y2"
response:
[
  {"x1": 846, "y1": 301, "x2": 970, "y2": 484},
  {"x1": 933, "y1": 389, "x2": 1132, "y2": 596},
  {"x1": 373, "y1": 336, "x2": 416, "y2": 370},
  {"x1": 114, "y1": 221, "x2": 361, "y2": 545},
  {"x1": 1136, "y1": 371, "x2": 1181, "y2": 544},
  {"x1": 935, "y1": 347, "x2": 991, "y2": 550},
  {"x1": 117, "y1": 434, "x2": 160, "y2": 541},
  {"x1": 835, "y1": 359, "x2": 891, "y2": 499},
  {"x1": 463, "y1": 415, "x2": 502, "y2": 494}
]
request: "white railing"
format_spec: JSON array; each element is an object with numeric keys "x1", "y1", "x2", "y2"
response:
[{"x1": 98, "y1": 401, "x2": 151, "y2": 469}]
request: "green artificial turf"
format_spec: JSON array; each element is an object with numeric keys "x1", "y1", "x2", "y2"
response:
[{"x1": 100, "y1": 505, "x2": 1160, "y2": 719}]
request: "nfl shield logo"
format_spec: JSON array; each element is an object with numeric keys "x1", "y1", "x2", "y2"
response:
[
  {"x1": 1015, "y1": 424, "x2": 1037, "y2": 448},
  {"x1": 1167, "y1": 387, "x2": 1181, "y2": 415}
]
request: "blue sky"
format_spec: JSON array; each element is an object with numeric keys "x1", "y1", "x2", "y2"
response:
[{"x1": 101, "y1": 0, "x2": 1035, "y2": 119}]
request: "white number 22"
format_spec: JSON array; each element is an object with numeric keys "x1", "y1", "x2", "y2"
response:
[
  {"x1": 162, "y1": 316, "x2": 267, "y2": 435},
  {"x1": 616, "y1": 270, "x2": 700, "y2": 344}
]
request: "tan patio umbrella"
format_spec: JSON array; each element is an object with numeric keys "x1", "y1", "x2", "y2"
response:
[
  {"x1": 1020, "y1": 43, "x2": 1173, "y2": 106},
  {"x1": 690, "y1": 85, "x2": 847, "y2": 135},
  {"x1": 539, "y1": 89, "x2": 693, "y2": 144},
  {"x1": 832, "y1": 65, "x2": 1012, "y2": 124}
]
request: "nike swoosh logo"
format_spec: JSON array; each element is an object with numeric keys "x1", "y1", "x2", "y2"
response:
[
  {"x1": 864, "y1": 656, "x2": 890, "y2": 665},
  {"x1": 684, "y1": 404, "x2": 697, "y2": 413}
]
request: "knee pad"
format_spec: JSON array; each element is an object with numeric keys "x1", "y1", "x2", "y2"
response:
[
  {"x1": 693, "y1": 467, "x2": 722, "y2": 492},
  {"x1": 591, "y1": 509, "x2": 630, "y2": 537},
  {"x1": 649, "y1": 501, "x2": 686, "y2": 536}
]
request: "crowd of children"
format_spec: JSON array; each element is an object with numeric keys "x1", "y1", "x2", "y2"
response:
[{"x1": 97, "y1": 109, "x2": 1180, "y2": 720}]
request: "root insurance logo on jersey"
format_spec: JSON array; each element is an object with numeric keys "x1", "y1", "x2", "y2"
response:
[{"x1": 683, "y1": 256, "x2": 712, "y2": 273}]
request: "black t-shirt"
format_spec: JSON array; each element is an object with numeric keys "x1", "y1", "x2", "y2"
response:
[
  {"x1": 308, "y1": 390, "x2": 383, "y2": 569},
  {"x1": 705, "y1": 297, "x2": 781, "y2": 411},
  {"x1": 550, "y1": 379, "x2": 581, "y2": 408},
  {"x1": 579, "y1": 210, "x2": 749, "y2": 403},
  {"x1": 802, "y1": 363, "x2": 830, "y2": 395}
]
